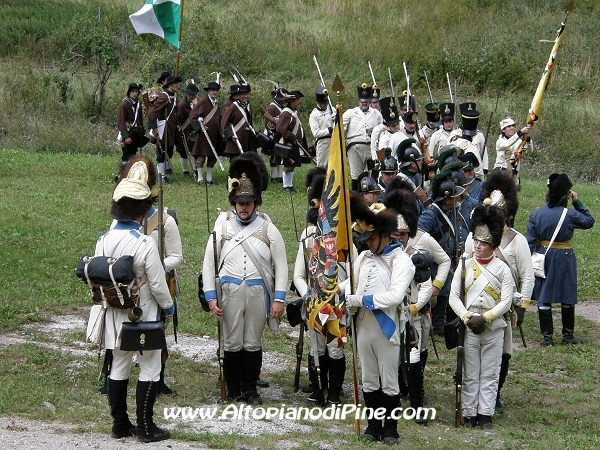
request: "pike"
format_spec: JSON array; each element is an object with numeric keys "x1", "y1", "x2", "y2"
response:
[
  {"x1": 312, "y1": 55, "x2": 334, "y2": 112},
  {"x1": 513, "y1": 1, "x2": 574, "y2": 167},
  {"x1": 179, "y1": 128, "x2": 195, "y2": 178}
]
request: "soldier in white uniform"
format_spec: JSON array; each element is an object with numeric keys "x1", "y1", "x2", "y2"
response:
[
  {"x1": 309, "y1": 87, "x2": 334, "y2": 167},
  {"x1": 371, "y1": 97, "x2": 401, "y2": 162},
  {"x1": 293, "y1": 167, "x2": 347, "y2": 406},
  {"x1": 342, "y1": 200, "x2": 414, "y2": 444},
  {"x1": 384, "y1": 187, "x2": 433, "y2": 424},
  {"x1": 388, "y1": 111, "x2": 421, "y2": 155},
  {"x1": 384, "y1": 178, "x2": 452, "y2": 371},
  {"x1": 464, "y1": 169, "x2": 534, "y2": 413},
  {"x1": 453, "y1": 106, "x2": 485, "y2": 179},
  {"x1": 422, "y1": 102, "x2": 442, "y2": 144},
  {"x1": 449, "y1": 204, "x2": 513, "y2": 429},
  {"x1": 202, "y1": 154, "x2": 287, "y2": 405},
  {"x1": 343, "y1": 83, "x2": 383, "y2": 191},
  {"x1": 428, "y1": 102, "x2": 456, "y2": 159},
  {"x1": 101, "y1": 159, "x2": 174, "y2": 442},
  {"x1": 494, "y1": 117, "x2": 531, "y2": 174}
]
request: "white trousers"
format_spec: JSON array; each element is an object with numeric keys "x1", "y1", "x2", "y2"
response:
[
  {"x1": 315, "y1": 138, "x2": 331, "y2": 167},
  {"x1": 308, "y1": 328, "x2": 345, "y2": 359},
  {"x1": 462, "y1": 326, "x2": 504, "y2": 417},
  {"x1": 347, "y1": 143, "x2": 371, "y2": 180},
  {"x1": 221, "y1": 281, "x2": 267, "y2": 352},
  {"x1": 110, "y1": 348, "x2": 161, "y2": 382},
  {"x1": 356, "y1": 310, "x2": 400, "y2": 396}
]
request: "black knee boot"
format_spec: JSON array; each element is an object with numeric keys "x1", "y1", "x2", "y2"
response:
[
  {"x1": 561, "y1": 306, "x2": 583, "y2": 344},
  {"x1": 538, "y1": 308, "x2": 554, "y2": 346},
  {"x1": 381, "y1": 392, "x2": 401, "y2": 444},
  {"x1": 223, "y1": 350, "x2": 243, "y2": 400},
  {"x1": 136, "y1": 380, "x2": 171, "y2": 442},
  {"x1": 496, "y1": 353, "x2": 511, "y2": 414},
  {"x1": 362, "y1": 389, "x2": 383, "y2": 441},
  {"x1": 326, "y1": 356, "x2": 345, "y2": 406},
  {"x1": 241, "y1": 349, "x2": 263, "y2": 405},
  {"x1": 107, "y1": 378, "x2": 135, "y2": 438},
  {"x1": 157, "y1": 363, "x2": 177, "y2": 396},
  {"x1": 407, "y1": 362, "x2": 426, "y2": 424}
]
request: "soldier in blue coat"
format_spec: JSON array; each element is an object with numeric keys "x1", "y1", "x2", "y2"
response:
[{"x1": 526, "y1": 174, "x2": 594, "y2": 345}]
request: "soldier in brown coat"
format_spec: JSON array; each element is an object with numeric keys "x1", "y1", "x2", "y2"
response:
[
  {"x1": 175, "y1": 81, "x2": 199, "y2": 176},
  {"x1": 274, "y1": 91, "x2": 307, "y2": 193},
  {"x1": 148, "y1": 75, "x2": 182, "y2": 184},
  {"x1": 220, "y1": 83, "x2": 257, "y2": 157},
  {"x1": 117, "y1": 83, "x2": 149, "y2": 164},
  {"x1": 190, "y1": 81, "x2": 222, "y2": 185},
  {"x1": 265, "y1": 88, "x2": 289, "y2": 184}
]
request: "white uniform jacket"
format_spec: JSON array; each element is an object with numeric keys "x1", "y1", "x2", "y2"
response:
[
  {"x1": 202, "y1": 212, "x2": 288, "y2": 313},
  {"x1": 343, "y1": 107, "x2": 383, "y2": 147},
  {"x1": 464, "y1": 228, "x2": 534, "y2": 306},
  {"x1": 406, "y1": 229, "x2": 452, "y2": 293},
  {"x1": 495, "y1": 133, "x2": 522, "y2": 170},
  {"x1": 449, "y1": 256, "x2": 513, "y2": 331},
  {"x1": 341, "y1": 243, "x2": 415, "y2": 344},
  {"x1": 97, "y1": 221, "x2": 173, "y2": 349},
  {"x1": 429, "y1": 129, "x2": 454, "y2": 159}
]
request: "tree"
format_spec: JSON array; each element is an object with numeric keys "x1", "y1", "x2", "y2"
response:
[{"x1": 62, "y1": 5, "x2": 131, "y2": 116}]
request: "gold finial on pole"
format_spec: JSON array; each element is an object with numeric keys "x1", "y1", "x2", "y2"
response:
[{"x1": 332, "y1": 74, "x2": 344, "y2": 107}]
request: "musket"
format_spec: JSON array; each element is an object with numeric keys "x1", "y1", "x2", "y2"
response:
[
  {"x1": 232, "y1": 66, "x2": 247, "y2": 84},
  {"x1": 197, "y1": 120, "x2": 225, "y2": 171},
  {"x1": 230, "y1": 126, "x2": 245, "y2": 154},
  {"x1": 482, "y1": 93, "x2": 500, "y2": 165},
  {"x1": 368, "y1": 61, "x2": 377, "y2": 87},
  {"x1": 293, "y1": 321, "x2": 304, "y2": 392},
  {"x1": 454, "y1": 255, "x2": 466, "y2": 428},
  {"x1": 403, "y1": 62, "x2": 434, "y2": 167},
  {"x1": 387, "y1": 67, "x2": 396, "y2": 99},
  {"x1": 312, "y1": 55, "x2": 334, "y2": 112},
  {"x1": 296, "y1": 142, "x2": 317, "y2": 166},
  {"x1": 424, "y1": 71, "x2": 434, "y2": 104},
  {"x1": 179, "y1": 128, "x2": 195, "y2": 178},
  {"x1": 212, "y1": 231, "x2": 226, "y2": 402},
  {"x1": 430, "y1": 325, "x2": 440, "y2": 359}
]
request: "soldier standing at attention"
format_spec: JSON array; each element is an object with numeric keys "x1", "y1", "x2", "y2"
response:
[
  {"x1": 202, "y1": 155, "x2": 288, "y2": 405},
  {"x1": 342, "y1": 199, "x2": 414, "y2": 444},
  {"x1": 265, "y1": 87, "x2": 290, "y2": 182},
  {"x1": 190, "y1": 80, "x2": 222, "y2": 185},
  {"x1": 309, "y1": 86, "x2": 334, "y2": 168},
  {"x1": 117, "y1": 83, "x2": 149, "y2": 165},
  {"x1": 147, "y1": 75, "x2": 182, "y2": 184},
  {"x1": 176, "y1": 81, "x2": 199, "y2": 176},
  {"x1": 221, "y1": 83, "x2": 256, "y2": 157},
  {"x1": 274, "y1": 91, "x2": 307, "y2": 193},
  {"x1": 343, "y1": 83, "x2": 383, "y2": 191},
  {"x1": 449, "y1": 204, "x2": 513, "y2": 429}
]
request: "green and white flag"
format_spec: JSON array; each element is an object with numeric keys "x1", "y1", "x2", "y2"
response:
[{"x1": 129, "y1": 0, "x2": 181, "y2": 48}]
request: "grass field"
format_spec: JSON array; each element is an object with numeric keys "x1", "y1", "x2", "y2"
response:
[{"x1": 0, "y1": 149, "x2": 599, "y2": 448}]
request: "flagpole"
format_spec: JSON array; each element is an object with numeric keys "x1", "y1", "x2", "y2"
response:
[
  {"x1": 331, "y1": 75, "x2": 360, "y2": 437},
  {"x1": 513, "y1": 1, "x2": 573, "y2": 166},
  {"x1": 174, "y1": 0, "x2": 184, "y2": 76}
]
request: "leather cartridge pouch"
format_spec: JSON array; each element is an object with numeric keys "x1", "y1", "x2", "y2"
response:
[{"x1": 120, "y1": 321, "x2": 166, "y2": 353}]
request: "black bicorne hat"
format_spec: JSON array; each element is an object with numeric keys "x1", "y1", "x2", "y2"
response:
[{"x1": 127, "y1": 83, "x2": 143, "y2": 96}]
